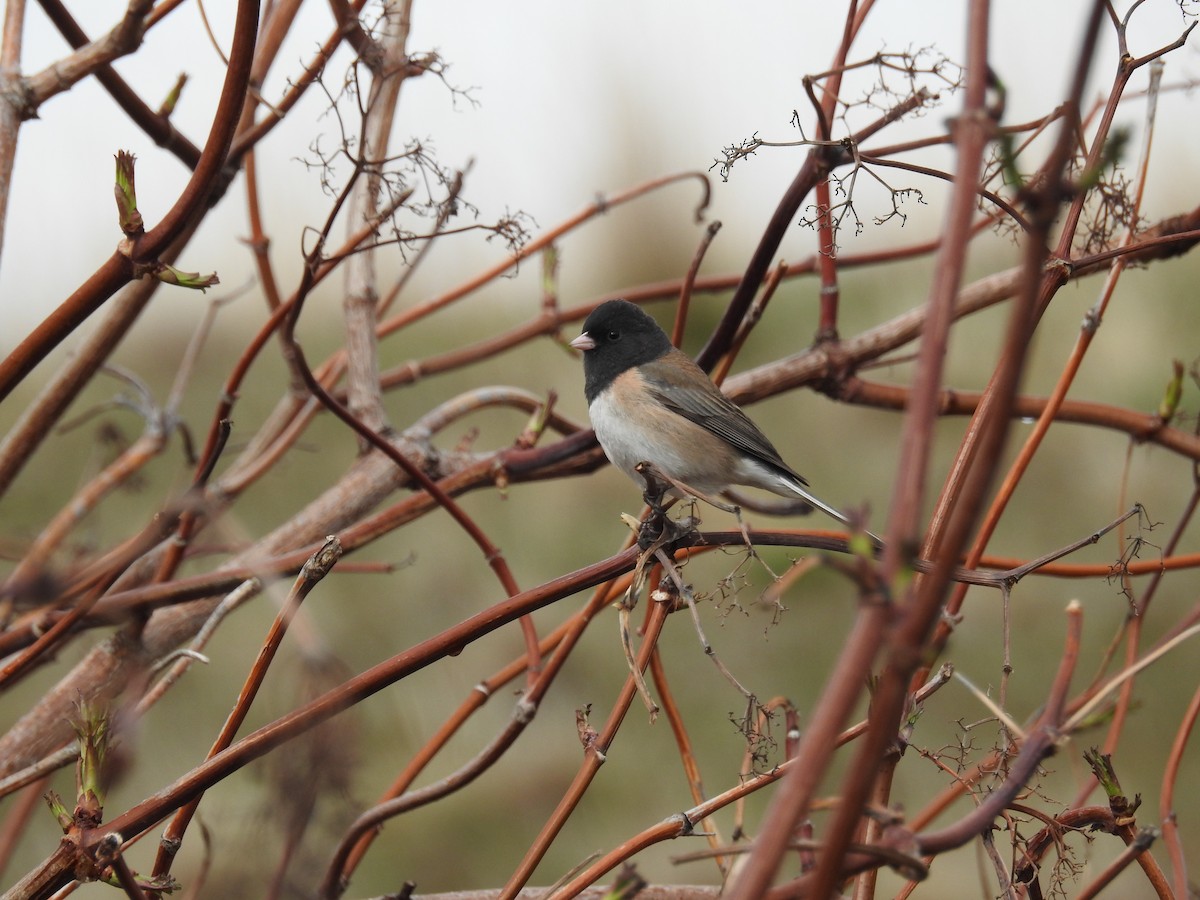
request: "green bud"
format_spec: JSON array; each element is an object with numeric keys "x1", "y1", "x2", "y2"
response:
[
  {"x1": 114, "y1": 151, "x2": 143, "y2": 236},
  {"x1": 1158, "y1": 360, "x2": 1184, "y2": 423}
]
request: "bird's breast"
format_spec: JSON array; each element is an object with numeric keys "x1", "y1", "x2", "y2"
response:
[{"x1": 589, "y1": 369, "x2": 738, "y2": 494}]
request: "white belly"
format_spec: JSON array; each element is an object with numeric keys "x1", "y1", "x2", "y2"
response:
[{"x1": 588, "y1": 389, "x2": 731, "y2": 494}]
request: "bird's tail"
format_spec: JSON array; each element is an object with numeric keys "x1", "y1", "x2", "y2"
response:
[
  {"x1": 787, "y1": 478, "x2": 849, "y2": 525},
  {"x1": 787, "y1": 477, "x2": 883, "y2": 548}
]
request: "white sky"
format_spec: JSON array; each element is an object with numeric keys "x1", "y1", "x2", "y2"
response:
[{"x1": 2, "y1": 1, "x2": 1197, "y2": 351}]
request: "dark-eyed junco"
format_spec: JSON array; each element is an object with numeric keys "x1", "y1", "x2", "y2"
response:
[{"x1": 570, "y1": 298, "x2": 851, "y2": 526}]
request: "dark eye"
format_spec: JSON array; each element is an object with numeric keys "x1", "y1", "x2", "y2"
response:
[{"x1": 607, "y1": 330, "x2": 621, "y2": 341}]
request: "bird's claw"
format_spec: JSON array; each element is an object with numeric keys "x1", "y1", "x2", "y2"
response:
[{"x1": 637, "y1": 511, "x2": 698, "y2": 550}]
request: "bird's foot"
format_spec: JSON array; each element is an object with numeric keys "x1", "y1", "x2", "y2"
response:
[{"x1": 637, "y1": 510, "x2": 699, "y2": 550}]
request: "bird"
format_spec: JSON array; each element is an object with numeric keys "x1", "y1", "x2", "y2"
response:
[{"x1": 569, "y1": 298, "x2": 853, "y2": 527}]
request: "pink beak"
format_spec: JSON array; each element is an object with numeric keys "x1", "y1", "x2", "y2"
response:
[{"x1": 569, "y1": 333, "x2": 595, "y2": 351}]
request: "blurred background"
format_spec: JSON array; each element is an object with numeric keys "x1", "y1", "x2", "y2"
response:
[{"x1": 2, "y1": 1, "x2": 1199, "y2": 897}]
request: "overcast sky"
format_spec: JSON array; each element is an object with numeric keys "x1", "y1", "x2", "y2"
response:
[{"x1": 2, "y1": 1, "x2": 1197, "y2": 352}]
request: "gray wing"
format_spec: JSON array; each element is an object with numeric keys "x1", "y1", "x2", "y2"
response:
[{"x1": 641, "y1": 353, "x2": 808, "y2": 486}]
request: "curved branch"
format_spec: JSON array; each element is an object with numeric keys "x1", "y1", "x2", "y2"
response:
[{"x1": 0, "y1": 0, "x2": 260, "y2": 403}]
